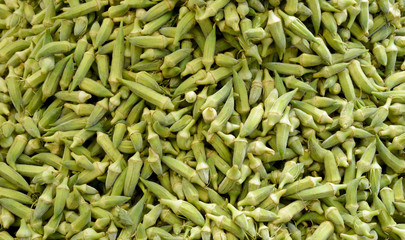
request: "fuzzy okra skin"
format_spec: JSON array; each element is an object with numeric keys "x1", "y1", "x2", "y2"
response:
[{"x1": 0, "y1": 0, "x2": 404, "y2": 239}]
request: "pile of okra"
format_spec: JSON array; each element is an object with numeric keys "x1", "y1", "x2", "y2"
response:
[{"x1": 0, "y1": 0, "x2": 404, "y2": 239}]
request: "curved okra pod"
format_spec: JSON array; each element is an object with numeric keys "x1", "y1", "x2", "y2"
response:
[
  {"x1": 347, "y1": 60, "x2": 378, "y2": 94},
  {"x1": 263, "y1": 62, "x2": 315, "y2": 77},
  {"x1": 376, "y1": 135, "x2": 405, "y2": 173}
]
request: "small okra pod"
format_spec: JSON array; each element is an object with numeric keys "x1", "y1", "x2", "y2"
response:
[
  {"x1": 95, "y1": 55, "x2": 109, "y2": 87},
  {"x1": 105, "y1": 158, "x2": 124, "y2": 191},
  {"x1": 249, "y1": 70, "x2": 263, "y2": 105},
  {"x1": 66, "y1": 203, "x2": 92, "y2": 238},
  {"x1": 218, "y1": 165, "x2": 241, "y2": 194},
  {"x1": 323, "y1": 151, "x2": 341, "y2": 183},
  {"x1": 191, "y1": 136, "x2": 209, "y2": 185},
  {"x1": 376, "y1": 135, "x2": 405, "y2": 173},
  {"x1": 389, "y1": 103, "x2": 405, "y2": 115},
  {"x1": 106, "y1": 21, "x2": 125, "y2": 93},
  {"x1": 306, "y1": 221, "x2": 334, "y2": 240},
  {"x1": 345, "y1": 4, "x2": 360, "y2": 29},
  {"x1": 313, "y1": 63, "x2": 350, "y2": 79},
  {"x1": 169, "y1": 115, "x2": 193, "y2": 133},
  {"x1": 321, "y1": 12, "x2": 338, "y2": 35},
  {"x1": 96, "y1": 132, "x2": 123, "y2": 163},
  {"x1": 59, "y1": 56, "x2": 75, "y2": 91},
  {"x1": 224, "y1": 3, "x2": 239, "y2": 32},
  {"x1": 0, "y1": 162, "x2": 31, "y2": 193},
  {"x1": 33, "y1": 184, "x2": 55, "y2": 221},
  {"x1": 355, "y1": 139, "x2": 376, "y2": 178},
  {"x1": 289, "y1": 53, "x2": 324, "y2": 67},
  {"x1": 373, "y1": 42, "x2": 387, "y2": 66},
  {"x1": 233, "y1": 68, "x2": 250, "y2": 117},
  {"x1": 207, "y1": 214, "x2": 245, "y2": 239},
  {"x1": 204, "y1": 131, "x2": 232, "y2": 163},
  {"x1": 255, "y1": 188, "x2": 285, "y2": 210},
  {"x1": 0, "y1": 40, "x2": 30, "y2": 63},
  {"x1": 160, "y1": 199, "x2": 204, "y2": 226},
  {"x1": 371, "y1": 194, "x2": 396, "y2": 232},
  {"x1": 35, "y1": 41, "x2": 76, "y2": 60},
  {"x1": 277, "y1": 9, "x2": 316, "y2": 42},
  {"x1": 208, "y1": 90, "x2": 234, "y2": 133},
  {"x1": 146, "y1": 147, "x2": 162, "y2": 176},
  {"x1": 128, "y1": 35, "x2": 174, "y2": 49},
  {"x1": 331, "y1": 148, "x2": 348, "y2": 169},
  {"x1": 181, "y1": 58, "x2": 203, "y2": 77},
  {"x1": 152, "y1": 121, "x2": 172, "y2": 138},
  {"x1": 227, "y1": 203, "x2": 250, "y2": 234},
  {"x1": 16, "y1": 219, "x2": 31, "y2": 240},
  {"x1": 291, "y1": 100, "x2": 333, "y2": 124},
  {"x1": 161, "y1": 48, "x2": 193, "y2": 70},
  {"x1": 310, "y1": 37, "x2": 333, "y2": 65},
  {"x1": 196, "y1": 0, "x2": 230, "y2": 21},
  {"x1": 202, "y1": 25, "x2": 216, "y2": 71},
  {"x1": 64, "y1": 103, "x2": 94, "y2": 116},
  {"x1": 338, "y1": 101, "x2": 354, "y2": 129},
  {"x1": 248, "y1": 172, "x2": 261, "y2": 192},
  {"x1": 287, "y1": 183, "x2": 346, "y2": 201},
  {"x1": 53, "y1": 177, "x2": 69, "y2": 217},
  {"x1": 176, "y1": 119, "x2": 195, "y2": 151},
  {"x1": 370, "y1": 96, "x2": 392, "y2": 127},
  {"x1": 6, "y1": 134, "x2": 27, "y2": 170},
  {"x1": 358, "y1": 0, "x2": 369, "y2": 33},
  {"x1": 141, "y1": 12, "x2": 172, "y2": 35},
  {"x1": 111, "y1": 94, "x2": 139, "y2": 124},
  {"x1": 238, "y1": 54, "x2": 252, "y2": 81},
  {"x1": 264, "y1": 62, "x2": 315, "y2": 77},
  {"x1": 389, "y1": 133, "x2": 405, "y2": 151},
  {"x1": 267, "y1": 10, "x2": 286, "y2": 59},
  {"x1": 380, "y1": 187, "x2": 395, "y2": 216},
  {"x1": 278, "y1": 161, "x2": 304, "y2": 189},
  {"x1": 146, "y1": 123, "x2": 162, "y2": 159},
  {"x1": 385, "y1": 36, "x2": 398, "y2": 76},
  {"x1": 393, "y1": 177, "x2": 404, "y2": 202},
  {"x1": 239, "y1": 103, "x2": 264, "y2": 137},
  {"x1": 272, "y1": 200, "x2": 307, "y2": 225},
  {"x1": 239, "y1": 37, "x2": 263, "y2": 63},
  {"x1": 5, "y1": 67, "x2": 23, "y2": 113},
  {"x1": 384, "y1": 71, "x2": 405, "y2": 92},
  {"x1": 86, "y1": 98, "x2": 109, "y2": 128},
  {"x1": 247, "y1": 152, "x2": 270, "y2": 177},
  {"x1": 76, "y1": 161, "x2": 109, "y2": 185},
  {"x1": 195, "y1": 200, "x2": 231, "y2": 219},
  {"x1": 72, "y1": 152, "x2": 94, "y2": 171},
  {"x1": 142, "y1": 204, "x2": 162, "y2": 229},
  {"x1": 232, "y1": 136, "x2": 248, "y2": 169},
  {"x1": 119, "y1": 78, "x2": 174, "y2": 110},
  {"x1": 275, "y1": 106, "x2": 292, "y2": 159},
  {"x1": 162, "y1": 155, "x2": 206, "y2": 187},
  {"x1": 54, "y1": 91, "x2": 91, "y2": 103},
  {"x1": 237, "y1": 162, "x2": 252, "y2": 186},
  {"x1": 197, "y1": 65, "x2": 240, "y2": 85},
  {"x1": 70, "y1": 46, "x2": 95, "y2": 91},
  {"x1": 284, "y1": 76, "x2": 316, "y2": 94},
  {"x1": 348, "y1": 59, "x2": 379, "y2": 94},
  {"x1": 173, "y1": 10, "x2": 195, "y2": 46},
  {"x1": 73, "y1": 35, "x2": 88, "y2": 64},
  {"x1": 244, "y1": 208, "x2": 278, "y2": 222},
  {"x1": 237, "y1": 185, "x2": 275, "y2": 207},
  {"x1": 324, "y1": 207, "x2": 345, "y2": 233}
]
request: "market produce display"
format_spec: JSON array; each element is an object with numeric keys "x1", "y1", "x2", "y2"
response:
[{"x1": 0, "y1": 0, "x2": 404, "y2": 239}]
